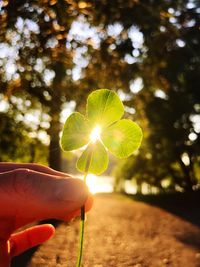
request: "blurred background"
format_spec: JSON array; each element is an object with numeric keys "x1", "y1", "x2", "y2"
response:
[
  {"x1": 1, "y1": 1, "x2": 200, "y2": 266},
  {"x1": 0, "y1": 0, "x2": 199, "y2": 194}
]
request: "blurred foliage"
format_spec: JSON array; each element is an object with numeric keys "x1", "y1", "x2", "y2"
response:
[
  {"x1": 0, "y1": 0, "x2": 199, "y2": 191},
  {"x1": 0, "y1": 0, "x2": 92, "y2": 170},
  {"x1": 0, "y1": 111, "x2": 48, "y2": 164},
  {"x1": 81, "y1": 0, "x2": 200, "y2": 192},
  {"x1": 61, "y1": 150, "x2": 78, "y2": 174}
]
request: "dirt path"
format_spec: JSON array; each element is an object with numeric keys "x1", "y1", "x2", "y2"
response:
[{"x1": 20, "y1": 194, "x2": 200, "y2": 266}]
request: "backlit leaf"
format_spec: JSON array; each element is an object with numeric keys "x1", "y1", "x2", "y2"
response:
[
  {"x1": 60, "y1": 112, "x2": 90, "y2": 151},
  {"x1": 86, "y1": 89, "x2": 124, "y2": 128},
  {"x1": 77, "y1": 141, "x2": 109, "y2": 175},
  {"x1": 101, "y1": 119, "x2": 143, "y2": 158}
]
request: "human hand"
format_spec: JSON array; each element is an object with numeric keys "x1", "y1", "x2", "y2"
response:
[{"x1": 0, "y1": 163, "x2": 93, "y2": 267}]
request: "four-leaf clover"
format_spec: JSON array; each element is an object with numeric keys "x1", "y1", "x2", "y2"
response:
[{"x1": 60, "y1": 89, "x2": 143, "y2": 175}]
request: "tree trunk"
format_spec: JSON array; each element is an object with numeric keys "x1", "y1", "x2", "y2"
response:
[
  {"x1": 136, "y1": 180, "x2": 142, "y2": 194},
  {"x1": 178, "y1": 158, "x2": 193, "y2": 192},
  {"x1": 48, "y1": 116, "x2": 61, "y2": 171},
  {"x1": 114, "y1": 175, "x2": 126, "y2": 193},
  {"x1": 48, "y1": 89, "x2": 62, "y2": 171},
  {"x1": 48, "y1": 62, "x2": 65, "y2": 171},
  {"x1": 168, "y1": 166, "x2": 182, "y2": 190},
  {"x1": 188, "y1": 153, "x2": 197, "y2": 187}
]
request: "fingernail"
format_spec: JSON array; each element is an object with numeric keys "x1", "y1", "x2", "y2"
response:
[{"x1": 55, "y1": 178, "x2": 88, "y2": 203}]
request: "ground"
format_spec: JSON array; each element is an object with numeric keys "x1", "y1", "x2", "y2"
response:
[{"x1": 12, "y1": 193, "x2": 200, "y2": 267}]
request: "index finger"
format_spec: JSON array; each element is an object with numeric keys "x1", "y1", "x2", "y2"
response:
[{"x1": 0, "y1": 163, "x2": 70, "y2": 178}]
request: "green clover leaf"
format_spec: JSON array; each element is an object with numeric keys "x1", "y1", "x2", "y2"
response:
[
  {"x1": 60, "y1": 89, "x2": 143, "y2": 175},
  {"x1": 60, "y1": 89, "x2": 143, "y2": 267},
  {"x1": 86, "y1": 89, "x2": 124, "y2": 128},
  {"x1": 77, "y1": 140, "x2": 109, "y2": 175},
  {"x1": 60, "y1": 112, "x2": 90, "y2": 151}
]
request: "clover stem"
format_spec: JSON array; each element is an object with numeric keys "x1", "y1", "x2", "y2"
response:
[{"x1": 75, "y1": 171, "x2": 88, "y2": 267}]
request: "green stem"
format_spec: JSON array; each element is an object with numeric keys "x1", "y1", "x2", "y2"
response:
[{"x1": 75, "y1": 172, "x2": 88, "y2": 267}]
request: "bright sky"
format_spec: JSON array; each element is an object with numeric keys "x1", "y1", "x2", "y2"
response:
[
  {"x1": 84, "y1": 174, "x2": 158, "y2": 194},
  {"x1": 85, "y1": 174, "x2": 114, "y2": 194}
]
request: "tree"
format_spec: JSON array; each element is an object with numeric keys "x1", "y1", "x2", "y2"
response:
[
  {"x1": 0, "y1": 0, "x2": 92, "y2": 169},
  {"x1": 0, "y1": 0, "x2": 199, "y2": 191},
  {"x1": 78, "y1": 0, "x2": 200, "y2": 191}
]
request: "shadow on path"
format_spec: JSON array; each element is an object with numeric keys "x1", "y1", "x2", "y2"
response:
[
  {"x1": 11, "y1": 247, "x2": 38, "y2": 267},
  {"x1": 127, "y1": 191, "x2": 200, "y2": 228}
]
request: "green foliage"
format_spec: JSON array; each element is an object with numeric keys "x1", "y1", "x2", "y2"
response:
[
  {"x1": 0, "y1": 0, "x2": 91, "y2": 169},
  {"x1": 61, "y1": 89, "x2": 142, "y2": 175},
  {"x1": 78, "y1": 0, "x2": 200, "y2": 191},
  {"x1": 0, "y1": 112, "x2": 48, "y2": 164},
  {"x1": 0, "y1": 0, "x2": 199, "y2": 190}
]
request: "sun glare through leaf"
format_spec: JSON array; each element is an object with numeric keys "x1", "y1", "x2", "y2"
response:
[{"x1": 90, "y1": 125, "x2": 101, "y2": 143}]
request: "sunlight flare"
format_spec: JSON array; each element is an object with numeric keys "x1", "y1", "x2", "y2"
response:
[
  {"x1": 85, "y1": 174, "x2": 114, "y2": 194},
  {"x1": 86, "y1": 174, "x2": 98, "y2": 194},
  {"x1": 90, "y1": 125, "x2": 101, "y2": 143}
]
